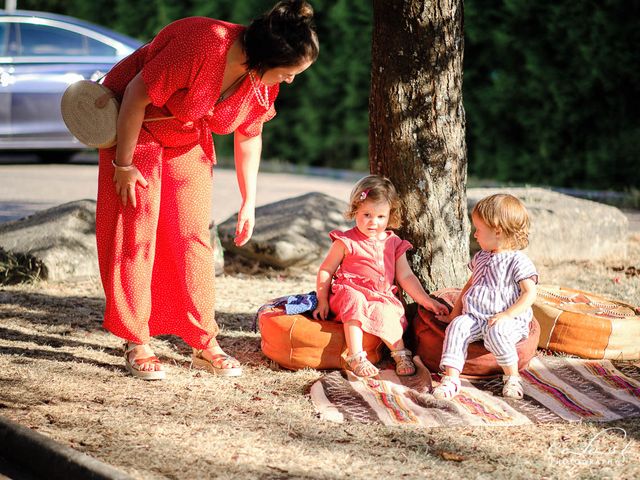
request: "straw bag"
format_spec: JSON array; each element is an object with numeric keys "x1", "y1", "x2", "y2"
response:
[
  {"x1": 61, "y1": 80, "x2": 174, "y2": 149},
  {"x1": 61, "y1": 80, "x2": 120, "y2": 148}
]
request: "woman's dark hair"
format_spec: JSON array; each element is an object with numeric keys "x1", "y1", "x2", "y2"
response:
[{"x1": 244, "y1": 0, "x2": 319, "y2": 73}]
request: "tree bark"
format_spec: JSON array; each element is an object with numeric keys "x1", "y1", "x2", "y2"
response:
[{"x1": 370, "y1": 0, "x2": 469, "y2": 291}]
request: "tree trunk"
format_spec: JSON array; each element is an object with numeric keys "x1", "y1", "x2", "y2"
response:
[{"x1": 370, "y1": 0, "x2": 469, "y2": 291}]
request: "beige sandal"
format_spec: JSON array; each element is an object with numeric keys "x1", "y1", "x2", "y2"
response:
[
  {"x1": 192, "y1": 349, "x2": 243, "y2": 377},
  {"x1": 123, "y1": 343, "x2": 166, "y2": 381},
  {"x1": 345, "y1": 351, "x2": 379, "y2": 378},
  {"x1": 390, "y1": 349, "x2": 416, "y2": 376}
]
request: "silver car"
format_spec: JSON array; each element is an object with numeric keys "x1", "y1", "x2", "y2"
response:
[{"x1": 0, "y1": 10, "x2": 142, "y2": 160}]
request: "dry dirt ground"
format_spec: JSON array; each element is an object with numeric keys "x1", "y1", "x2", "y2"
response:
[{"x1": 1, "y1": 236, "x2": 639, "y2": 480}]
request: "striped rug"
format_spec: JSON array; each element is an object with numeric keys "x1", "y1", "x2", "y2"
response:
[{"x1": 310, "y1": 356, "x2": 640, "y2": 426}]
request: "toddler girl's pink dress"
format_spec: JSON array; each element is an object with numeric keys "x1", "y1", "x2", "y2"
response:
[{"x1": 328, "y1": 227, "x2": 412, "y2": 345}]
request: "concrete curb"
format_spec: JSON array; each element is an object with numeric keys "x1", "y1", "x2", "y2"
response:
[{"x1": 0, "y1": 416, "x2": 133, "y2": 480}]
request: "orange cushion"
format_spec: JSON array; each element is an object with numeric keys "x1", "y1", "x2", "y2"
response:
[
  {"x1": 259, "y1": 307, "x2": 384, "y2": 370},
  {"x1": 411, "y1": 288, "x2": 540, "y2": 378},
  {"x1": 534, "y1": 285, "x2": 640, "y2": 360}
]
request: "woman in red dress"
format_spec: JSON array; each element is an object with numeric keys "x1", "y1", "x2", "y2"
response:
[{"x1": 96, "y1": 0, "x2": 319, "y2": 379}]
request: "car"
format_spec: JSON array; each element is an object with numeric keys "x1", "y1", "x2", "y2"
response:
[{"x1": 0, "y1": 9, "x2": 142, "y2": 161}]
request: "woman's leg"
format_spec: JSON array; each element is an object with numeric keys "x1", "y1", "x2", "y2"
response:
[
  {"x1": 96, "y1": 140, "x2": 165, "y2": 376},
  {"x1": 146, "y1": 145, "x2": 218, "y2": 345},
  {"x1": 96, "y1": 142, "x2": 163, "y2": 345}
]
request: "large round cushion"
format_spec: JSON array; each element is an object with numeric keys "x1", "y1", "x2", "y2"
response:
[
  {"x1": 534, "y1": 285, "x2": 640, "y2": 360},
  {"x1": 259, "y1": 307, "x2": 384, "y2": 370},
  {"x1": 411, "y1": 288, "x2": 540, "y2": 378}
]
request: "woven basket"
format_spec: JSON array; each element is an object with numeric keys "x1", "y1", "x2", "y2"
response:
[
  {"x1": 61, "y1": 80, "x2": 119, "y2": 148},
  {"x1": 534, "y1": 285, "x2": 640, "y2": 360}
]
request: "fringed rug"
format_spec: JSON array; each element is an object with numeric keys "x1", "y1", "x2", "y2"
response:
[{"x1": 310, "y1": 356, "x2": 640, "y2": 426}]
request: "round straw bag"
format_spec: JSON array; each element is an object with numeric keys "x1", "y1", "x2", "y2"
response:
[{"x1": 61, "y1": 80, "x2": 119, "y2": 148}]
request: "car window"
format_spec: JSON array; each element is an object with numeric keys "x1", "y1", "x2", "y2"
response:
[
  {"x1": 0, "y1": 23, "x2": 8, "y2": 56},
  {"x1": 87, "y1": 36, "x2": 116, "y2": 56},
  {"x1": 17, "y1": 23, "x2": 104, "y2": 57}
]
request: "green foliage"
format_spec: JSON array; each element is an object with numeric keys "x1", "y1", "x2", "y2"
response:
[
  {"x1": 464, "y1": 0, "x2": 639, "y2": 189},
  {"x1": 18, "y1": 0, "x2": 638, "y2": 187}
]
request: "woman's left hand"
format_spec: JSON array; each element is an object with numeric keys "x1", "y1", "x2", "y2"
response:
[{"x1": 234, "y1": 202, "x2": 255, "y2": 246}]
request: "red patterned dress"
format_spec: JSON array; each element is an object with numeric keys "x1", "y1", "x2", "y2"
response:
[
  {"x1": 96, "y1": 17, "x2": 279, "y2": 348},
  {"x1": 328, "y1": 228, "x2": 413, "y2": 345}
]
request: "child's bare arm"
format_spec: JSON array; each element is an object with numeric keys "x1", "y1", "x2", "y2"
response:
[
  {"x1": 395, "y1": 254, "x2": 449, "y2": 315},
  {"x1": 488, "y1": 278, "x2": 537, "y2": 326},
  {"x1": 313, "y1": 241, "x2": 345, "y2": 320}
]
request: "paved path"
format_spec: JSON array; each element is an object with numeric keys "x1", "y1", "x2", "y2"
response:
[
  {"x1": 0, "y1": 159, "x2": 355, "y2": 225},
  {"x1": 0, "y1": 156, "x2": 637, "y2": 232}
]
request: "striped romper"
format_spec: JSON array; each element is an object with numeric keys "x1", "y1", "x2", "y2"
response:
[{"x1": 440, "y1": 249, "x2": 538, "y2": 372}]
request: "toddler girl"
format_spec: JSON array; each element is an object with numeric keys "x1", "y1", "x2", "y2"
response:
[
  {"x1": 433, "y1": 193, "x2": 538, "y2": 400},
  {"x1": 313, "y1": 175, "x2": 448, "y2": 378}
]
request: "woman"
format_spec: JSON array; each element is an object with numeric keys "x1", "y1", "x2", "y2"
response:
[{"x1": 96, "y1": 0, "x2": 319, "y2": 380}]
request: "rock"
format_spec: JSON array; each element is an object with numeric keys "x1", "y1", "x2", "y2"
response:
[
  {"x1": 0, "y1": 200, "x2": 98, "y2": 281},
  {"x1": 467, "y1": 187, "x2": 628, "y2": 263},
  {"x1": 220, "y1": 187, "x2": 628, "y2": 269},
  {"x1": 209, "y1": 221, "x2": 224, "y2": 275},
  {"x1": 218, "y1": 192, "x2": 352, "y2": 268},
  {"x1": 0, "y1": 200, "x2": 225, "y2": 282}
]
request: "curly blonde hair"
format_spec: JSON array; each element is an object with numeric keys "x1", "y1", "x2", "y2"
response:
[
  {"x1": 345, "y1": 175, "x2": 402, "y2": 229},
  {"x1": 472, "y1": 194, "x2": 530, "y2": 250}
]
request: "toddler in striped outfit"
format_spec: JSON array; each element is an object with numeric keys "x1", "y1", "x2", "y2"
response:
[{"x1": 433, "y1": 194, "x2": 538, "y2": 400}]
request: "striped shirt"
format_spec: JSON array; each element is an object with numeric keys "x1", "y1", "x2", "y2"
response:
[{"x1": 462, "y1": 250, "x2": 538, "y2": 322}]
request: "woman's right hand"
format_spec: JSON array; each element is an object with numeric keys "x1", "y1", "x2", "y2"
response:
[
  {"x1": 111, "y1": 72, "x2": 152, "y2": 208},
  {"x1": 113, "y1": 166, "x2": 148, "y2": 208}
]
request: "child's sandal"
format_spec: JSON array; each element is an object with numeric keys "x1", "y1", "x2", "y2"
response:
[
  {"x1": 502, "y1": 375, "x2": 524, "y2": 399},
  {"x1": 345, "y1": 351, "x2": 379, "y2": 378},
  {"x1": 389, "y1": 348, "x2": 416, "y2": 376},
  {"x1": 432, "y1": 375, "x2": 461, "y2": 400}
]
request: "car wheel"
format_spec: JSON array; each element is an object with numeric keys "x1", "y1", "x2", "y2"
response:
[{"x1": 38, "y1": 150, "x2": 78, "y2": 163}]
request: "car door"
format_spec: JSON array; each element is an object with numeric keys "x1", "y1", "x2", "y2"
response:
[
  {"x1": 0, "y1": 21, "x2": 11, "y2": 138},
  {"x1": 9, "y1": 20, "x2": 116, "y2": 147}
]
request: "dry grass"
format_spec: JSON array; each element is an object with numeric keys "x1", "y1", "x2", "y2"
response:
[{"x1": 1, "y1": 237, "x2": 639, "y2": 479}]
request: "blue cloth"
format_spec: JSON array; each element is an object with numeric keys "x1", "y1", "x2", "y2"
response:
[
  {"x1": 253, "y1": 291, "x2": 318, "y2": 331},
  {"x1": 283, "y1": 292, "x2": 318, "y2": 315}
]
